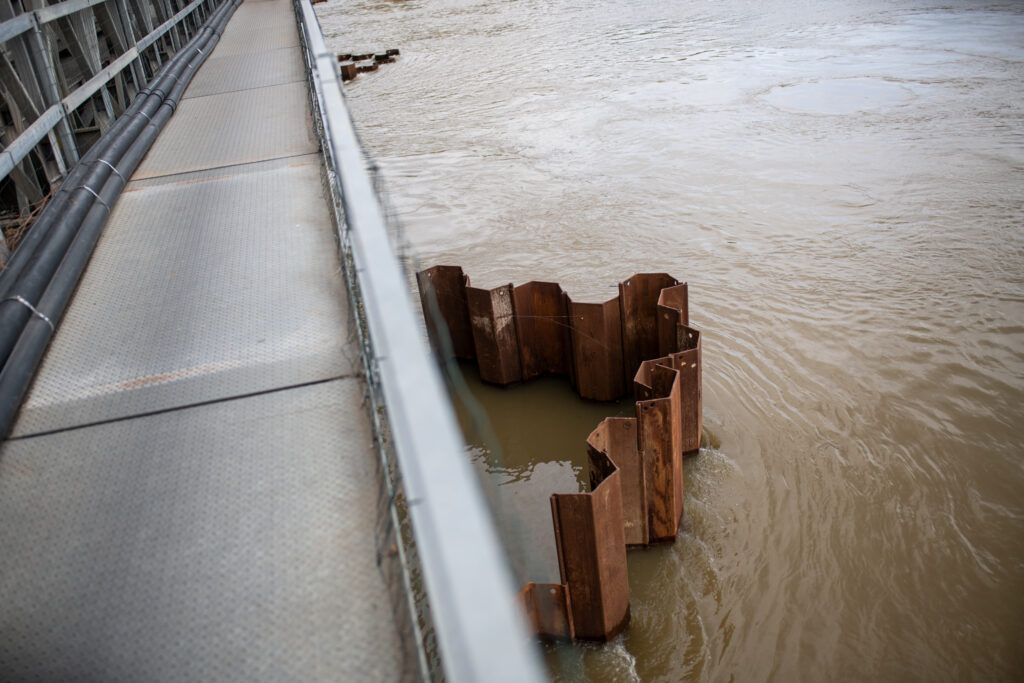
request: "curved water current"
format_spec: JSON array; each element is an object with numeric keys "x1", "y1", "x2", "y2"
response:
[{"x1": 318, "y1": 0, "x2": 1024, "y2": 679}]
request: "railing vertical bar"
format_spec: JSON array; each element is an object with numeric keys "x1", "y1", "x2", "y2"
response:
[
  {"x1": 112, "y1": 0, "x2": 145, "y2": 92},
  {"x1": 25, "y1": 14, "x2": 78, "y2": 167}
]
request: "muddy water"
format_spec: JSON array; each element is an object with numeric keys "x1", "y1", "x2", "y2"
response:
[{"x1": 318, "y1": 0, "x2": 1024, "y2": 679}]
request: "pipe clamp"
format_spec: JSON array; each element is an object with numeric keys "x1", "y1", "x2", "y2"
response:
[
  {"x1": 96, "y1": 159, "x2": 124, "y2": 180},
  {"x1": 81, "y1": 186, "x2": 109, "y2": 210},
  {"x1": 3, "y1": 296, "x2": 54, "y2": 332}
]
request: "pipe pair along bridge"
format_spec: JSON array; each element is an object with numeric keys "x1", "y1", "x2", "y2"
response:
[{"x1": 0, "y1": 0, "x2": 545, "y2": 680}]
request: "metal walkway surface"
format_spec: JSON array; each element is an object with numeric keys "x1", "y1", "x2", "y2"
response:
[{"x1": 0, "y1": 0, "x2": 405, "y2": 679}]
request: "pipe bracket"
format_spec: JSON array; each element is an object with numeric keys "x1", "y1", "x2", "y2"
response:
[
  {"x1": 80, "y1": 185, "x2": 108, "y2": 210},
  {"x1": 3, "y1": 295, "x2": 54, "y2": 332}
]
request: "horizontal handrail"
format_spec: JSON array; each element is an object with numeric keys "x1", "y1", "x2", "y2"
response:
[
  {"x1": 35, "y1": 0, "x2": 109, "y2": 24},
  {"x1": 0, "y1": 0, "x2": 129, "y2": 44},
  {"x1": 293, "y1": 0, "x2": 546, "y2": 680},
  {"x1": 0, "y1": 12, "x2": 33, "y2": 44},
  {"x1": 63, "y1": 49, "x2": 140, "y2": 113},
  {"x1": 0, "y1": 104, "x2": 63, "y2": 179}
]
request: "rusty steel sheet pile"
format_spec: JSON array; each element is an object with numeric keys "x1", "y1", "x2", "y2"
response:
[{"x1": 416, "y1": 265, "x2": 705, "y2": 642}]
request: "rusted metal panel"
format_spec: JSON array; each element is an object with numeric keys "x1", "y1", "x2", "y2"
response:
[
  {"x1": 516, "y1": 582, "x2": 573, "y2": 641},
  {"x1": 338, "y1": 62, "x2": 357, "y2": 81},
  {"x1": 568, "y1": 297, "x2": 625, "y2": 401},
  {"x1": 676, "y1": 321, "x2": 700, "y2": 353},
  {"x1": 633, "y1": 356, "x2": 675, "y2": 401},
  {"x1": 656, "y1": 282, "x2": 688, "y2": 356},
  {"x1": 466, "y1": 284, "x2": 522, "y2": 385},
  {"x1": 619, "y1": 273, "x2": 678, "y2": 382},
  {"x1": 587, "y1": 417, "x2": 647, "y2": 546},
  {"x1": 667, "y1": 328, "x2": 702, "y2": 454},
  {"x1": 563, "y1": 289, "x2": 578, "y2": 389},
  {"x1": 513, "y1": 281, "x2": 572, "y2": 381},
  {"x1": 412, "y1": 266, "x2": 709, "y2": 639},
  {"x1": 415, "y1": 265, "x2": 475, "y2": 359},
  {"x1": 550, "y1": 452, "x2": 629, "y2": 641},
  {"x1": 679, "y1": 346, "x2": 702, "y2": 454},
  {"x1": 635, "y1": 360, "x2": 683, "y2": 543}
]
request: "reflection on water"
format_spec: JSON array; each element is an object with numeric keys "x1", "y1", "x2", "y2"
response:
[
  {"x1": 760, "y1": 78, "x2": 916, "y2": 115},
  {"x1": 320, "y1": 0, "x2": 1024, "y2": 679},
  {"x1": 452, "y1": 365, "x2": 634, "y2": 585}
]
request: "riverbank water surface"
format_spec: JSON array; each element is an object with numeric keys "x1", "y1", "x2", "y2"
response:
[{"x1": 319, "y1": 0, "x2": 1024, "y2": 679}]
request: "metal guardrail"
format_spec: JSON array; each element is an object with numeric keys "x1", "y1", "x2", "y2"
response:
[
  {"x1": 293, "y1": 1, "x2": 546, "y2": 680},
  {"x1": 0, "y1": 0, "x2": 217, "y2": 210}
]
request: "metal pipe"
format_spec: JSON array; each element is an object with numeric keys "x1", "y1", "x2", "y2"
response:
[
  {"x1": 0, "y1": 0, "x2": 230, "y2": 301},
  {"x1": 0, "y1": 0, "x2": 239, "y2": 402},
  {"x1": 0, "y1": 0, "x2": 212, "y2": 187},
  {"x1": 0, "y1": 0, "x2": 235, "y2": 274},
  {"x1": 0, "y1": 0, "x2": 233, "y2": 299}
]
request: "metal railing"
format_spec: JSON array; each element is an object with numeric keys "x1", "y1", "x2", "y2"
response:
[
  {"x1": 292, "y1": 0, "x2": 546, "y2": 680},
  {"x1": 0, "y1": 0, "x2": 219, "y2": 217}
]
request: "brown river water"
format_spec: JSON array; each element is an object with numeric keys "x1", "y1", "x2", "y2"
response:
[{"x1": 317, "y1": 0, "x2": 1024, "y2": 679}]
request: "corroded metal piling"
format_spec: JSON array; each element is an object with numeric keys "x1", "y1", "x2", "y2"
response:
[{"x1": 418, "y1": 265, "x2": 704, "y2": 641}]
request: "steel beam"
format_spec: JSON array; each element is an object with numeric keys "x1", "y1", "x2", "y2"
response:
[
  {"x1": 0, "y1": 13, "x2": 34, "y2": 44},
  {"x1": 35, "y1": 0, "x2": 108, "y2": 25},
  {"x1": 25, "y1": 16, "x2": 79, "y2": 167},
  {"x1": 0, "y1": 0, "x2": 213, "y2": 187}
]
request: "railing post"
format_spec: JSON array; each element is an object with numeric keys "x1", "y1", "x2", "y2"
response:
[
  {"x1": 129, "y1": 0, "x2": 161, "y2": 70},
  {"x1": 161, "y1": 0, "x2": 181, "y2": 52},
  {"x1": 25, "y1": 12, "x2": 78, "y2": 167},
  {"x1": 44, "y1": 129, "x2": 66, "y2": 176},
  {"x1": 109, "y1": 0, "x2": 146, "y2": 94}
]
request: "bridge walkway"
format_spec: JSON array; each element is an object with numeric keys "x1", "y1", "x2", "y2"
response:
[{"x1": 0, "y1": 0, "x2": 407, "y2": 679}]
